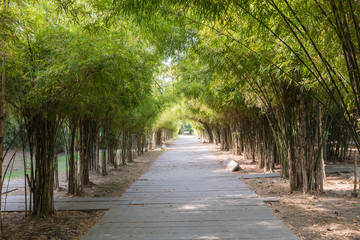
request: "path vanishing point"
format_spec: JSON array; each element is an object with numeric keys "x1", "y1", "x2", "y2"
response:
[{"x1": 82, "y1": 136, "x2": 299, "y2": 240}]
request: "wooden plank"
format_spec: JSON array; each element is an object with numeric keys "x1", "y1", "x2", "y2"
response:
[
  {"x1": 55, "y1": 197, "x2": 123, "y2": 202},
  {"x1": 238, "y1": 172, "x2": 281, "y2": 179},
  {"x1": 55, "y1": 202, "x2": 113, "y2": 211},
  {"x1": 0, "y1": 197, "x2": 130, "y2": 212}
]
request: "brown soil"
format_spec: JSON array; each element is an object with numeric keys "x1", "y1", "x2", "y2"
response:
[
  {"x1": 1, "y1": 147, "x2": 164, "y2": 240},
  {"x1": 2, "y1": 211, "x2": 104, "y2": 240},
  {"x1": 57, "y1": 148, "x2": 164, "y2": 199},
  {"x1": 207, "y1": 144, "x2": 360, "y2": 240}
]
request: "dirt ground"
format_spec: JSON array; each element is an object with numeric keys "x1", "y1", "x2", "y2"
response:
[
  {"x1": 1, "y1": 147, "x2": 164, "y2": 240},
  {"x1": 207, "y1": 144, "x2": 360, "y2": 240}
]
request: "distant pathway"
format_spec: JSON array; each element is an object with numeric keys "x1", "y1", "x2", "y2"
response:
[{"x1": 82, "y1": 136, "x2": 299, "y2": 240}]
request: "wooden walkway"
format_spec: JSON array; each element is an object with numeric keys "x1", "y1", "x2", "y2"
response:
[
  {"x1": 81, "y1": 136, "x2": 299, "y2": 240},
  {"x1": 1, "y1": 196, "x2": 129, "y2": 212}
]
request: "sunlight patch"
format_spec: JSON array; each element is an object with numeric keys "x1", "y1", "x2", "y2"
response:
[{"x1": 178, "y1": 204, "x2": 208, "y2": 210}]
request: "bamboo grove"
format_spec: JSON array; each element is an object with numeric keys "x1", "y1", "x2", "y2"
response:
[
  {"x1": 0, "y1": 1, "x2": 180, "y2": 218},
  {"x1": 164, "y1": 0, "x2": 360, "y2": 194},
  {"x1": 0, "y1": 0, "x2": 360, "y2": 219},
  {"x1": 104, "y1": 0, "x2": 360, "y2": 194}
]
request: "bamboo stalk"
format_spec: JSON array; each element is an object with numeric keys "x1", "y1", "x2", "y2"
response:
[
  {"x1": 353, "y1": 151, "x2": 358, "y2": 197},
  {"x1": 63, "y1": 125, "x2": 69, "y2": 181},
  {"x1": 0, "y1": 0, "x2": 6, "y2": 232},
  {"x1": 22, "y1": 139, "x2": 27, "y2": 216},
  {"x1": 3, "y1": 143, "x2": 22, "y2": 214}
]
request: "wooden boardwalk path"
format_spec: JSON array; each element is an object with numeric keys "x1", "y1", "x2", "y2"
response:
[{"x1": 82, "y1": 136, "x2": 299, "y2": 240}]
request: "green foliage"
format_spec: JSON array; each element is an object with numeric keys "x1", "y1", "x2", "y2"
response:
[
  {"x1": 4, "y1": 114, "x2": 22, "y2": 149},
  {"x1": 2, "y1": 0, "x2": 174, "y2": 137},
  {"x1": 2, "y1": 0, "x2": 360, "y2": 172}
]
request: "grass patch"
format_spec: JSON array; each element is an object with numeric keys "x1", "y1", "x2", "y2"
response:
[{"x1": 3, "y1": 155, "x2": 68, "y2": 180}]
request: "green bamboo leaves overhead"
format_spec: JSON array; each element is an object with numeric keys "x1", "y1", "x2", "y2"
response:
[{"x1": 5, "y1": 0, "x2": 160, "y2": 120}]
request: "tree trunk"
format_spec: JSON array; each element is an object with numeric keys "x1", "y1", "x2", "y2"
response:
[
  {"x1": 33, "y1": 114, "x2": 59, "y2": 216},
  {"x1": 0, "y1": 19, "x2": 6, "y2": 231},
  {"x1": 68, "y1": 119, "x2": 77, "y2": 195},
  {"x1": 101, "y1": 125, "x2": 108, "y2": 176},
  {"x1": 28, "y1": 129, "x2": 34, "y2": 212},
  {"x1": 79, "y1": 118, "x2": 90, "y2": 189},
  {"x1": 156, "y1": 130, "x2": 161, "y2": 146},
  {"x1": 121, "y1": 131, "x2": 126, "y2": 165},
  {"x1": 127, "y1": 131, "x2": 133, "y2": 162},
  {"x1": 220, "y1": 128, "x2": 225, "y2": 150},
  {"x1": 102, "y1": 148, "x2": 107, "y2": 176},
  {"x1": 141, "y1": 132, "x2": 146, "y2": 154},
  {"x1": 63, "y1": 126, "x2": 69, "y2": 180},
  {"x1": 94, "y1": 128, "x2": 100, "y2": 172},
  {"x1": 54, "y1": 155, "x2": 59, "y2": 190}
]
